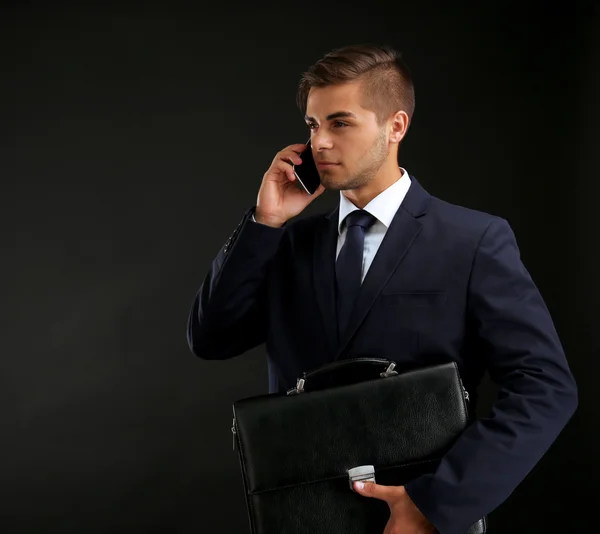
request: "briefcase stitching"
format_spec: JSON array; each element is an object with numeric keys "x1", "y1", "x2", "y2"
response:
[
  {"x1": 235, "y1": 412, "x2": 258, "y2": 533},
  {"x1": 244, "y1": 456, "x2": 442, "y2": 496}
]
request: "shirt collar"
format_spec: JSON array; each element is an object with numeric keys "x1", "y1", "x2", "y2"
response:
[{"x1": 338, "y1": 168, "x2": 411, "y2": 234}]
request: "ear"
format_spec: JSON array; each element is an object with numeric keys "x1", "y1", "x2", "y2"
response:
[{"x1": 389, "y1": 110, "x2": 409, "y2": 144}]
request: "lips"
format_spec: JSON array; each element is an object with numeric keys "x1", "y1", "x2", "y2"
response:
[{"x1": 317, "y1": 161, "x2": 338, "y2": 167}]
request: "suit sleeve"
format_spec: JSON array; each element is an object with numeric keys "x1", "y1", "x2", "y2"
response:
[
  {"x1": 186, "y1": 207, "x2": 286, "y2": 360},
  {"x1": 403, "y1": 218, "x2": 578, "y2": 534}
]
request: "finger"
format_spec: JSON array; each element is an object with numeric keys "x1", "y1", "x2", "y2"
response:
[
  {"x1": 273, "y1": 146, "x2": 306, "y2": 166},
  {"x1": 279, "y1": 150, "x2": 303, "y2": 166},
  {"x1": 284, "y1": 143, "x2": 309, "y2": 154},
  {"x1": 353, "y1": 481, "x2": 397, "y2": 503},
  {"x1": 273, "y1": 160, "x2": 296, "y2": 181}
]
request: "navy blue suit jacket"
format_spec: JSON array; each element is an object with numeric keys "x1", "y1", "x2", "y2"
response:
[{"x1": 187, "y1": 176, "x2": 577, "y2": 534}]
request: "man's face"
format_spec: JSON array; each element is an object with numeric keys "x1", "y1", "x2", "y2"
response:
[{"x1": 304, "y1": 82, "x2": 390, "y2": 191}]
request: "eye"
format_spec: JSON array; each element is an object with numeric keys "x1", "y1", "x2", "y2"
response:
[
  {"x1": 333, "y1": 121, "x2": 348, "y2": 128},
  {"x1": 307, "y1": 123, "x2": 317, "y2": 130}
]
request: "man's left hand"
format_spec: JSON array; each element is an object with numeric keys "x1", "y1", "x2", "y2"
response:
[{"x1": 354, "y1": 481, "x2": 436, "y2": 534}]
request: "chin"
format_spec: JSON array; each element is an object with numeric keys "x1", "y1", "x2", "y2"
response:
[
  {"x1": 323, "y1": 175, "x2": 369, "y2": 192},
  {"x1": 320, "y1": 177, "x2": 346, "y2": 191}
]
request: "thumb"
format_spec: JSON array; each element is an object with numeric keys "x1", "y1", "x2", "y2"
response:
[
  {"x1": 353, "y1": 481, "x2": 394, "y2": 502},
  {"x1": 306, "y1": 184, "x2": 326, "y2": 201},
  {"x1": 314, "y1": 184, "x2": 326, "y2": 196}
]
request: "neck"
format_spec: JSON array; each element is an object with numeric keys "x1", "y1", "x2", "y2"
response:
[{"x1": 342, "y1": 160, "x2": 403, "y2": 209}]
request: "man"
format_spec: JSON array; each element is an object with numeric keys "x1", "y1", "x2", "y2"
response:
[{"x1": 187, "y1": 44, "x2": 578, "y2": 534}]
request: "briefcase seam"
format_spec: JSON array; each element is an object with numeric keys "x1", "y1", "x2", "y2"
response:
[
  {"x1": 236, "y1": 419, "x2": 258, "y2": 532},
  {"x1": 246, "y1": 457, "x2": 441, "y2": 496}
]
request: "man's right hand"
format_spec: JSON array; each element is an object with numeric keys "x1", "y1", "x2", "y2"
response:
[{"x1": 254, "y1": 144, "x2": 326, "y2": 227}]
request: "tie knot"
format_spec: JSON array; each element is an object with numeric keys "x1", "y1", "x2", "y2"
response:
[{"x1": 345, "y1": 210, "x2": 376, "y2": 231}]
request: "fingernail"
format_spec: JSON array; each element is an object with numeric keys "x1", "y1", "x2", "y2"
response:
[{"x1": 355, "y1": 481, "x2": 364, "y2": 490}]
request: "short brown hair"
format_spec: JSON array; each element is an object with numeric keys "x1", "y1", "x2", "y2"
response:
[{"x1": 296, "y1": 44, "x2": 415, "y2": 127}]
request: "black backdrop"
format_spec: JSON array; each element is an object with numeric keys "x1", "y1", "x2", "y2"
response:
[{"x1": 2, "y1": 2, "x2": 598, "y2": 532}]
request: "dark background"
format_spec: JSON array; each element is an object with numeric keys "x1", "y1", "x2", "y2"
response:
[{"x1": 2, "y1": 2, "x2": 598, "y2": 532}]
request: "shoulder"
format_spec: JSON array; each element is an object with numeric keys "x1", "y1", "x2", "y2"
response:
[
  {"x1": 427, "y1": 195, "x2": 510, "y2": 242},
  {"x1": 404, "y1": 176, "x2": 511, "y2": 243}
]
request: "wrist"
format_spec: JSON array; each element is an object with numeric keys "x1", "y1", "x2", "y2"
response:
[{"x1": 254, "y1": 209, "x2": 285, "y2": 228}]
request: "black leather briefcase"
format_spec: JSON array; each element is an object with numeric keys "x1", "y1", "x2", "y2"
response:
[{"x1": 232, "y1": 358, "x2": 487, "y2": 534}]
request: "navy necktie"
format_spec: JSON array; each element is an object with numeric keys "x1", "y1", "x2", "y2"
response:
[{"x1": 335, "y1": 209, "x2": 377, "y2": 340}]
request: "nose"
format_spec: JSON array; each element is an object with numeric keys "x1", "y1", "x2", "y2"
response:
[{"x1": 311, "y1": 131, "x2": 333, "y2": 151}]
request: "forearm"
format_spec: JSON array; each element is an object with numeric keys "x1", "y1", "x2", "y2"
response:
[
  {"x1": 405, "y1": 357, "x2": 577, "y2": 534},
  {"x1": 405, "y1": 218, "x2": 578, "y2": 534},
  {"x1": 186, "y1": 207, "x2": 286, "y2": 359}
]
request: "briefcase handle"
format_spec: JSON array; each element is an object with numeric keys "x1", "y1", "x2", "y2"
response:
[{"x1": 287, "y1": 358, "x2": 398, "y2": 395}]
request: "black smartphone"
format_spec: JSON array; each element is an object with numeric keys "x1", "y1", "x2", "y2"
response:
[{"x1": 292, "y1": 139, "x2": 321, "y2": 195}]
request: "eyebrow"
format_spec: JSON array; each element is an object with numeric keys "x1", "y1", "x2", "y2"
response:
[{"x1": 304, "y1": 111, "x2": 358, "y2": 122}]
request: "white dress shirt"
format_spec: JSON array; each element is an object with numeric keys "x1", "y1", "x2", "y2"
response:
[
  {"x1": 252, "y1": 168, "x2": 411, "y2": 284},
  {"x1": 336, "y1": 168, "x2": 411, "y2": 283}
]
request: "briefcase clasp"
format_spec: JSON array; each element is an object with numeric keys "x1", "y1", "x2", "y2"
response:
[
  {"x1": 380, "y1": 362, "x2": 398, "y2": 378},
  {"x1": 287, "y1": 377, "x2": 306, "y2": 395},
  {"x1": 287, "y1": 361, "x2": 399, "y2": 395}
]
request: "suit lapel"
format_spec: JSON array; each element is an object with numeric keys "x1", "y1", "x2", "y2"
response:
[
  {"x1": 313, "y1": 207, "x2": 340, "y2": 356},
  {"x1": 312, "y1": 176, "x2": 431, "y2": 359},
  {"x1": 335, "y1": 209, "x2": 422, "y2": 357},
  {"x1": 335, "y1": 176, "x2": 430, "y2": 358}
]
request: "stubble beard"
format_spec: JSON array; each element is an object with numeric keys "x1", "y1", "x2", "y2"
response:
[{"x1": 319, "y1": 128, "x2": 389, "y2": 191}]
